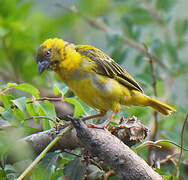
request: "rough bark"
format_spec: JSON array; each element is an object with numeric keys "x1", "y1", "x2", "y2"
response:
[
  {"x1": 20, "y1": 127, "x2": 80, "y2": 155},
  {"x1": 69, "y1": 116, "x2": 163, "y2": 180}
]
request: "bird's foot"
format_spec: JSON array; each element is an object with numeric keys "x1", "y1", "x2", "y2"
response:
[
  {"x1": 87, "y1": 118, "x2": 111, "y2": 129},
  {"x1": 86, "y1": 112, "x2": 117, "y2": 129}
]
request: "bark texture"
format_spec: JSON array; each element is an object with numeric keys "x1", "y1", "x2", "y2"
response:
[{"x1": 69, "y1": 116, "x2": 163, "y2": 180}]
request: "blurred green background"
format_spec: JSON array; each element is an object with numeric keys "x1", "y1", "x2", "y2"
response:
[{"x1": 0, "y1": 0, "x2": 188, "y2": 179}]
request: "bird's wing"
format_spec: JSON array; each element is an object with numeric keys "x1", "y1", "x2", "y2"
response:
[{"x1": 76, "y1": 45, "x2": 143, "y2": 93}]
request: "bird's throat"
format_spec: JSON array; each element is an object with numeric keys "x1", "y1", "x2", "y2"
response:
[{"x1": 59, "y1": 46, "x2": 82, "y2": 72}]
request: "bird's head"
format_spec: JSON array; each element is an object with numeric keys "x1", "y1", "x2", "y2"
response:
[{"x1": 36, "y1": 38, "x2": 69, "y2": 74}]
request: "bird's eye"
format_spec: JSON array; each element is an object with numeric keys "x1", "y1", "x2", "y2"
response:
[{"x1": 44, "y1": 50, "x2": 51, "y2": 57}]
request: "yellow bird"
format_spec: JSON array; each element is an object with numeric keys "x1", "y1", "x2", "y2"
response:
[{"x1": 36, "y1": 38, "x2": 176, "y2": 127}]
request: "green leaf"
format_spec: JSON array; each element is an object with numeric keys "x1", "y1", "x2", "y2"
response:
[
  {"x1": 149, "y1": 39, "x2": 164, "y2": 58},
  {"x1": 0, "y1": 94, "x2": 14, "y2": 108},
  {"x1": 87, "y1": 165, "x2": 104, "y2": 180},
  {"x1": 7, "y1": 83, "x2": 17, "y2": 88},
  {"x1": 12, "y1": 108, "x2": 26, "y2": 122},
  {"x1": 155, "y1": 168, "x2": 165, "y2": 175},
  {"x1": 110, "y1": 43, "x2": 128, "y2": 64},
  {"x1": 26, "y1": 101, "x2": 47, "y2": 126},
  {"x1": 42, "y1": 117, "x2": 51, "y2": 130},
  {"x1": 0, "y1": 106, "x2": 5, "y2": 113},
  {"x1": 165, "y1": 43, "x2": 178, "y2": 62},
  {"x1": 106, "y1": 33, "x2": 119, "y2": 48},
  {"x1": 53, "y1": 82, "x2": 68, "y2": 95},
  {"x1": 30, "y1": 167, "x2": 50, "y2": 180},
  {"x1": 52, "y1": 84, "x2": 60, "y2": 96},
  {"x1": 122, "y1": 7, "x2": 153, "y2": 25},
  {"x1": 26, "y1": 103, "x2": 38, "y2": 116},
  {"x1": 12, "y1": 97, "x2": 26, "y2": 112},
  {"x1": 50, "y1": 169, "x2": 64, "y2": 180},
  {"x1": 156, "y1": 0, "x2": 177, "y2": 12},
  {"x1": 39, "y1": 151, "x2": 59, "y2": 169},
  {"x1": 26, "y1": 102, "x2": 40, "y2": 123},
  {"x1": 134, "y1": 54, "x2": 144, "y2": 67},
  {"x1": 65, "y1": 98, "x2": 84, "y2": 117},
  {"x1": 154, "y1": 140, "x2": 175, "y2": 149},
  {"x1": 175, "y1": 18, "x2": 188, "y2": 37},
  {"x1": 163, "y1": 175, "x2": 178, "y2": 180},
  {"x1": 64, "y1": 158, "x2": 86, "y2": 180},
  {"x1": 109, "y1": 121, "x2": 118, "y2": 126},
  {"x1": 38, "y1": 101, "x2": 56, "y2": 121},
  {"x1": 22, "y1": 126, "x2": 39, "y2": 136},
  {"x1": 35, "y1": 101, "x2": 56, "y2": 130},
  {"x1": 1, "y1": 108, "x2": 15, "y2": 121},
  {"x1": 4, "y1": 164, "x2": 18, "y2": 179},
  {"x1": 15, "y1": 83, "x2": 39, "y2": 98},
  {"x1": 0, "y1": 169, "x2": 6, "y2": 180},
  {"x1": 56, "y1": 157, "x2": 70, "y2": 169},
  {"x1": 16, "y1": 1, "x2": 33, "y2": 18}
]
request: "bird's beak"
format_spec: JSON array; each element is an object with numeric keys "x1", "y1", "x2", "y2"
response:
[{"x1": 37, "y1": 60, "x2": 49, "y2": 74}]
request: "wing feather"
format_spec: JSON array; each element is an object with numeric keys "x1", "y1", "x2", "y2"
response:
[{"x1": 76, "y1": 45, "x2": 143, "y2": 93}]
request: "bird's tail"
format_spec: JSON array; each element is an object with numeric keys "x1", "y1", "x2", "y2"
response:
[
  {"x1": 145, "y1": 96, "x2": 176, "y2": 115},
  {"x1": 126, "y1": 92, "x2": 176, "y2": 115}
]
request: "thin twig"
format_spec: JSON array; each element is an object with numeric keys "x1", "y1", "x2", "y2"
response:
[
  {"x1": 55, "y1": 3, "x2": 167, "y2": 70},
  {"x1": 160, "y1": 152, "x2": 179, "y2": 164},
  {"x1": 17, "y1": 125, "x2": 72, "y2": 180},
  {"x1": 24, "y1": 116, "x2": 57, "y2": 123},
  {"x1": 174, "y1": 113, "x2": 188, "y2": 178},
  {"x1": 0, "y1": 86, "x2": 15, "y2": 95},
  {"x1": 9, "y1": 97, "x2": 64, "y2": 109},
  {"x1": 62, "y1": 149, "x2": 81, "y2": 157},
  {"x1": 149, "y1": 55, "x2": 159, "y2": 141},
  {"x1": 82, "y1": 162, "x2": 89, "y2": 180},
  {"x1": 134, "y1": 141, "x2": 161, "y2": 151},
  {"x1": 55, "y1": 3, "x2": 108, "y2": 31},
  {"x1": 103, "y1": 170, "x2": 115, "y2": 180},
  {"x1": 135, "y1": 139, "x2": 188, "y2": 152},
  {"x1": 27, "y1": 97, "x2": 64, "y2": 104},
  {"x1": 145, "y1": 46, "x2": 159, "y2": 141},
  {"x1": 178, "y1": 113, "x2": 188, "y2": 163},
  {"x1": 148, "y1": 58, "x2": 157, "y2": 97},
  {"x1": 2, "y1": 96, "x2": 65, "y2": 112},
  {"x1": 145, "y1": 45, "x2": 160, "y2": 166}
]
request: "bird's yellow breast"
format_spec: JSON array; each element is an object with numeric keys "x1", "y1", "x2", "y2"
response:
[{"x1": 56, "y1": 65, "x2": 131, "y2": 112}]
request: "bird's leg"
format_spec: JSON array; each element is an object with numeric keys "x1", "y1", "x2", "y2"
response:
[
  {"x1": 58, "y1": 113, "x2": 105, "y2": 128},
  {"x1": 81, "y1": 112, "x2": 105, "y2": 121},
  {"x1": 87, "y1": 112, "x2": 117, "y2": 129}
]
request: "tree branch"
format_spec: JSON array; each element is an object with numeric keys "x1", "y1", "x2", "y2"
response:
[
  {"x1": 19, "y1": 127, "x2": 80, "y2": 155},
  {"x1": 8, "y1": 116, "x2": 162, "y2": 179},
  {"x1": 69, "y1": 116, "x2": 163, "y2": 180}
]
